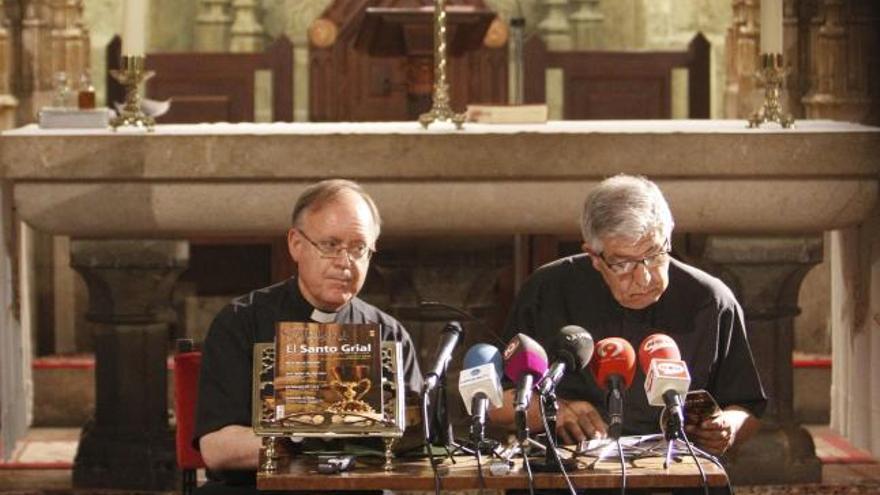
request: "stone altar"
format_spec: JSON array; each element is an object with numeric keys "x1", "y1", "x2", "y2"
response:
[{"x1": 2, "y1": 119, "x2": 878, "y2": 486}]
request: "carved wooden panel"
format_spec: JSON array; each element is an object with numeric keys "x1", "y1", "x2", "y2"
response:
[
  {"x1": 524, "y1": 33, "x2": 710, "y2": 119},
  {"x1": 107, "y1": 35, "x2": 293, "y2": 123},
  {"x1": 724, "y1": 0, "x2": 878, "y2": 125},
  {"x1": 309, "y1": 0, "x2": 507, "y2": 122}
]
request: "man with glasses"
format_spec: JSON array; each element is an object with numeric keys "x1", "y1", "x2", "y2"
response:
[
  {"x1": 491, "y1": 174, "x2": 766, "y2": 458},
  {"x1": 194, "y1": 179, "x2": 421, "y2": 493}
]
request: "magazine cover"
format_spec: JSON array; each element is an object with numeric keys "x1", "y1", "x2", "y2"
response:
[{"x1": 274, "y1": 322, "x2": 383, "y2": 433}]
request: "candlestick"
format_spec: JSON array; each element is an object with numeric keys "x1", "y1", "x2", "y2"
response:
[
  {"x1": 110, "y1": 55, "x2": 155, "y2": 131},
  {"x1": 123, "y1": 0, "x2": 147, "y2": 55},
  {"x1": 747, "y1": 53, "x2": 794, "y2": 129},
  {"x1": 760, "y1": 0, "x2": 783, "y2": 54},
  {"x1": 418, "y1": 0, "x2": 466, "y2": 130}
]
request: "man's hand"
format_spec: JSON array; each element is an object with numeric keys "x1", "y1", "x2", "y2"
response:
[
  {"x1": 555, "y1": 399, "x2": 608, "y2": 445},
  {"x1": 684, "y1": 407, "x2": 757, "y2": 457}
]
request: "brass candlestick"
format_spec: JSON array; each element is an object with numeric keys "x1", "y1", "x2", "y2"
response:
[
  {"x1": 419, "y1": 0, "x2": 466, "y2": 130},
  {"x1": 748, "y1": 53, "x2": 794, "y2": 129},
  {"x1": 110, "y1": 55, "x2": 155, "y2": 131}
]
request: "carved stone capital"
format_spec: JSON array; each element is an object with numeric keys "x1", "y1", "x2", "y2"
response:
[{"x1": 70, "y1": 240, "x2": 189, "y2": 324}]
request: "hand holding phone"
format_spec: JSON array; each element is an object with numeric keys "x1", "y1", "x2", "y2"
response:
[{"x1": 683, "y1": 389, "x2": 722, "y2": 427}]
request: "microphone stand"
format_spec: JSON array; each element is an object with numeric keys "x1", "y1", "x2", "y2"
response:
[
  {"x1": 660, "y1": 391, "x2": 686, "y2": 469},
  {"x1": 605, "y1": 375, "x2": 625, "y2": 440},
  {"x1": 531, "y1": 390, "x2": 577, "y2": 472},
  {"x1": 430, "y1": 365, "x2": 474, "y2": 462},
  {"x1": 468, "y1": 400, "x2": 501, "y2": 456}
]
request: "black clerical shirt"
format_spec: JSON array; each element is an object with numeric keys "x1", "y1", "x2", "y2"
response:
[
  {"x1": 504, "y1": 255, "x2": 766, "y2": 436},
  {"x1": 193, "y1": 277, "x2": 422, "y2": 484}
]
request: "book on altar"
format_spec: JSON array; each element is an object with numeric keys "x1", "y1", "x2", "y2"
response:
[
  {"x1": 466, "y1": 103, "x2": 548, "y2": 124},
  {"x1": 38, "y1": 107, "x2": 112, "y2": 129},
  {"x1": 274, "y1": 322, "x2": 383, "y2": 433}
]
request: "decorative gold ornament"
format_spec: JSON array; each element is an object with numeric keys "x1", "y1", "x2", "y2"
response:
[
  {"x1": 309, "y1": 18, "x2": 338, "y2": 48},
  {"x1": 419, "y1": 0, "x2": 466, "y2": 130},
  {"x1": 483, "y1": 17, "x2": 508, "y2": 48},
  {"x1": 110, "y1": 55, "x2": 155, "y2": 131},
  {"x1": 748, "y1": 53, "x2": 795, "y2": 129}
]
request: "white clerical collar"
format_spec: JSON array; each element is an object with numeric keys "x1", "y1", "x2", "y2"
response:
[{"x1": 310, "y1": 308, "x2": 338, "y2": 323}]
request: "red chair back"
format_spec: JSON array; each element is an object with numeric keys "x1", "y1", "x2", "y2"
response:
[{"x1": 174, "y1": 349, "x2": 205, "y2": 471}]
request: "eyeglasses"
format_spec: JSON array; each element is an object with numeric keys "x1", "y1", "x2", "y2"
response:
[
  {"x1": 297, "y1": 229, "x2": 374, "y2": 261},
  {"x1": 598, "y1": 239, "x2": 671, "y2": 276}
]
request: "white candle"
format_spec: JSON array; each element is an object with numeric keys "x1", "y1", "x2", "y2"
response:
[
  {"x1": 760, "y1": 0, "x2": 783, "y2": 54},
  {"x1": 122, "y1": 0, "x2": 147, "y2": 55}
]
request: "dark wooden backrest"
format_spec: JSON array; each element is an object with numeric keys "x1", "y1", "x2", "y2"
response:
[
  {"x1": 524, "y1": 33, "x2": 710, "y2": 119},
  {"x1": 107, "y1": 36, "x2": 293, "y2": 123}
]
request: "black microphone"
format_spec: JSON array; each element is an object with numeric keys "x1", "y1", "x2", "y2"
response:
[
  {"x1": 422, "y1": 321, "x2": 464, "y2": 394},
  {"x1": 537, "y1": 325, "x2": 594, "y2": 397}
]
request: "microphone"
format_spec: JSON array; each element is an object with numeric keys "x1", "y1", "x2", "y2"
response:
[
  {"x1": 503, "y1": 333, "x2": 549, "y2": 412},
  {"x1": 638, "y1": 333, "x2": 691, "y2": 437},
  {"x1": 537, "y1": 325, "x2": 594, "y2": 397},
  {"x1": 458, "y1": 344, "x2": 503, "y2": 447},
  {"x1": 590, "y1": 337, "x2": 636, "y2": 439},
  {"x1": 422, "y1": 321, "x2": 464, "y2": 394}
]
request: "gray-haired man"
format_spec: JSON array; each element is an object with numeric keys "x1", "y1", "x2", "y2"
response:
[{"x1": 491, "y1": 174, "x2": 766, "y2": 457}]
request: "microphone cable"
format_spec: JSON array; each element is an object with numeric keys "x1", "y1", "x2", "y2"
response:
[
  {"x1": 689, "y1": 444, "x2": 733, "y2": 494},
  {"x1": 475, "y1": 444, "x2": 486, "y2": 495},
  {"x1": 521, "y1": 442, "x2": 536, "y2": 495},
  {"x1": 616, "y1": 437, "x2": 626, "y2": 495},
  {"x1": 679, "y1": 428, "x2": 710, "y2": 495},
  {"x1": 421, "y1": 391, "x2": 441, "y2": 495},
  {"x1": 662, "y1": 408, "x2": 711, "y2": 495},
  {"x1": 537, "y1": 398, "x2": 577, "y2": 495}
]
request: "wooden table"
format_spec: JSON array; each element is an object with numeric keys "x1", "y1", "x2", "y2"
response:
[{"x1": 257, "y1": 454, "x2": 729, "y2": 492}]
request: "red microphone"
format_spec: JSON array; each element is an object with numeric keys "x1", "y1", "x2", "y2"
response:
[
  {"x1": 591, "y1": 337, "x2": 637, "y2": 390},
  {"x1": 590, "y1": 337, "x2": 636, "y2": 438},
  {"x1": 637, "y1": 333, "x2": 681, "y2": 373},
  {"x1": 638, "y1": 333, "x2": 691, "y2": 438}
]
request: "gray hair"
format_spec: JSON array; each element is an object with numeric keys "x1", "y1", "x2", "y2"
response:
[
  {"x1": 291, "y1": 179, "x2": 382, "y2": 239},
  {"x1": 580, "y1": 174, "x2": 674, "y2": 253}
]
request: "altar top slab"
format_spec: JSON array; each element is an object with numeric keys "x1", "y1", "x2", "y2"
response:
[
  {"x1": 2, "y1": 120, "x2": 878, "y2": 181},
  {"x1": 4, "y1": 119, "x2": 879, "y2": 135},
  {"x1": 2, "y1": 120, "x2": 878, "y2": 236}
]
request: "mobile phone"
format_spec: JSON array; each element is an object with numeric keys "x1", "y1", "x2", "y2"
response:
[
  {"x1": 683, "y1": 389, "x2": 722, "y2": 426},
  {"x1": 317, "y1": 454, "x2": 356, "y2": 474}
]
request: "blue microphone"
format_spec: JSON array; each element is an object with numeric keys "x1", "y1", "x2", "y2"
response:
[{"x1": 459, "y1": 344, "x2": 504, "y2": 446}]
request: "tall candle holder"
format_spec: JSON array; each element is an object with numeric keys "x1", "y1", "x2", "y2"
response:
[
  {"x1": 110, "y1": 55, "x2": 155, "y2": 131},
  {"x1": 418, "y1": 0, "x2": 466, "y2": 130},
  {"x1": 748, "y1": 53, "x2": 794, "y2": 129}
]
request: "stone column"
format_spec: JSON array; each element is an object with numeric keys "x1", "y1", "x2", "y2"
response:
[
  {"x1": 20, "y1": 0, "x2": 53, "y2": 117},
  {"x1": 538, "y1": 0, "x2": 573, "y2": 51},
  {"x1": 723, "y1": 0, "x2": 759, "y2": 119},
  {"x1": 0, "y1": 2, "x2": 19, "y2": 130},
  {"x1": 70, "y1": 240, "x2": 188, "y2": 491},
  {"x1": 229, "y1": 0, "x2": 264, "y2": 53},
  {"x1": 570, "y1": 0, "x2": 603, "y2": 49},
  {"x1": 195, "y1": 0, "x2": 231, "y2": 52},
  {"x1": 46, "y1": 0, "x2": 88, "y2": 90},
  {"x1": 682, "y1": 235, "x2": 822, "y2": 484},
  {"x1": 801, "y1": 0, "x2": 877, "y2": 124}
]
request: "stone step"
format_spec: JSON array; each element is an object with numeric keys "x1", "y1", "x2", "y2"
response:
[{"x1": 793, "y1": 353, "x2": 832, "y2": 424}]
